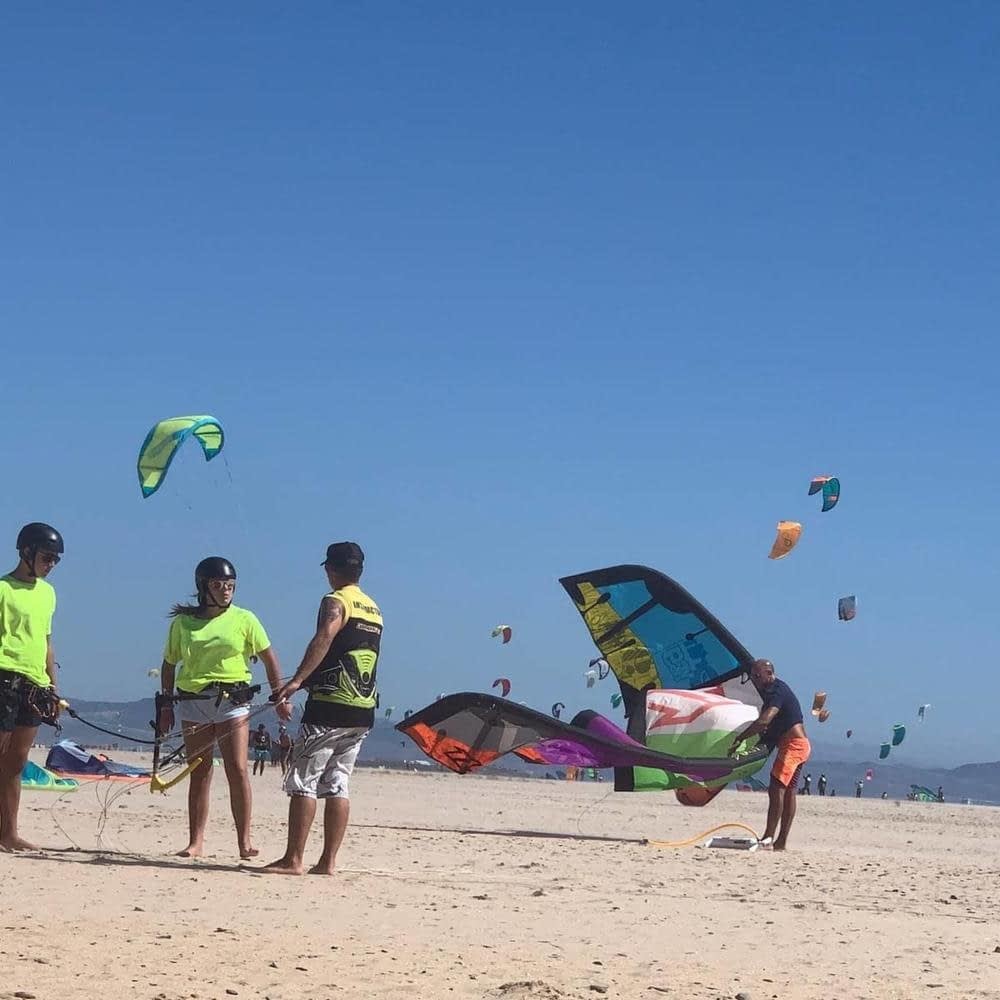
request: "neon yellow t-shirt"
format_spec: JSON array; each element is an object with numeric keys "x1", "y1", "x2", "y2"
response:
[
  {"x1": 164, "y1": 605, "x2": 269, "y2": 693},
  {"x1": 0, "y1": 575, "x2": 56, "y2": 687}
]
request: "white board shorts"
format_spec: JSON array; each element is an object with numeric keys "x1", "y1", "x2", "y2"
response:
[{"x1": 283, "y1": 724, "x2": 368, "y2": 799}]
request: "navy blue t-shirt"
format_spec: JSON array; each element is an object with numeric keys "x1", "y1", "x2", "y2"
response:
[{"x1": 760, "y1": 678, "x2": 804, "y2": 749}]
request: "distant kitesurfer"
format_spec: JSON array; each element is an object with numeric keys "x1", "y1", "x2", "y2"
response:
[
  {"x1": 728, "y1": 658, "x2": 811, "y2": 851},
  {"x1": 818, "y1": 773, "x2": 827, "y2": 796},
  {"x1": 0, "y1": 524, "x2": 63, "y2": 851},
  {"x1": 264, "y1": 542, "x2": 382, "y2": 876},
  {"x1": 251, "y1": 724, "x2": 271, "y2": 776},
  {"x1": 156, "y1": 557, "x2": 286, "y2": 859}
]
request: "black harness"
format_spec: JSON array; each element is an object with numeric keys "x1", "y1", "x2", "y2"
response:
[
  {"x1": 171, "y1": 681, "x2": 261, "y2": 710},
  {"x1": 0, "y1": 670, "x2": 61, "y2": 727}
]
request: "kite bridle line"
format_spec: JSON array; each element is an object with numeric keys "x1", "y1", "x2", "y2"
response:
[
  {"x1": 149, "y1": 683, "x2": 262, "y2": 793},
  {"x1": 46, "y1": 689, "x2": 295, "y2": 854},
  {"x1": 55, "y1": 680, "x2": 280, "y2": 798}
]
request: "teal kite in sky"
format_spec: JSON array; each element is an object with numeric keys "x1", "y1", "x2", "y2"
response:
[
  {"x1": 137, "y1": 415, "x2": 225, "y2": 498},
  {"x1": 808, "y1": 475, "x2": 841, "y2": 512}
]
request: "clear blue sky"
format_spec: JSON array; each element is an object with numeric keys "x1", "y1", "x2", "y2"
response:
[{"x1": 3, "y1": 4, "x2": 998, "y2": 765}]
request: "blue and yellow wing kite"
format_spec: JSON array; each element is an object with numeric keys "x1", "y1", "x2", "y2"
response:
[{"x1": 559, "y1": 565, "x2": 762, "y2": 793}]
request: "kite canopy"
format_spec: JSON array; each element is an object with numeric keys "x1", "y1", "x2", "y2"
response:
[
  {"x1": 491, "y1": 625, "x2": 512, "y2": 644},
  {"x1": 846, "y1": 729, "x2": 853, "y2": 738},
  {"x1": 137, "y1": 415, "x2": 225, "y2": 498},
  {"x1": 395, "y1": 693, "x2": 767, "y2": 785},
  {"x1": 559, "y1": 564, "x2": 762, "y2": 793},
  {"x1": 892, "y1": 724, "x2": 906, "y2": 747},
  {"x1": 808, "y1": 475, "x2": 841, "y2": 512},
  {"x1": 46, "y1": 740, "x2": 150, "y2": 778},
  {"x1": 491, "y1": 677, "x2": 511, "y2": 698},
  {"x1": 817, "y1": 709, "x2": 831, "y2": 723},
  {"x1": 918, "y1": 704, "x2": 930, "y2": 721},
  {"x1": 879, "y1": 743, "x2": 891, "y2": 760},
  {"x1": 551, "y1": 702, "x2": 565, "y2": 719},
  {"x1": 810, "y1": 692, "x2": 827, "y2": 717},
  {"x1": 838, "y1": 595, "x2": 857, "y2": 622},
  {"x1": 610, "y1": 693, "x2": 623, "y2": 709},
  {"x1": 865, "y1": 768, "x2": 874, "y2": 781},
  {"x1": 21, "y1": 760, "x2": 79, "y2": 792},
  {"x1": 559, "y1": 565, "x2": 756, "y2": 697},
  {"x1": 384, "y1": 706, "x2": 395, "y2": 719},
  {"x1": 584, "y1": 669, "x2": 597, "y2": 688},
  {"x1": 909, "y1": 784, "x2": 940, "y2": 802},
  {"x1": 589, "y1": 657, "x2": 611, "y2": 680},
  {"x1": 768, "y1": 521, "x2": 802, "y2": 560}
]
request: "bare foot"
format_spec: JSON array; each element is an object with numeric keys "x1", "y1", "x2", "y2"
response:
[
  {"x1": 260, "y1": 857, "x2": 304, "y2": 876},
  {"x1": 772, "y1": 840, "x2": 788, "y2": 851},
  {"x1": 176, "y1": 844, "x2": 203, "y2": 858},
  {"x1": 239, "y1": 846, "x2": 260, "y2": 860},
  {"x1": 0, "y1": 836, "x2": 39, "y2": 852},
  {"x1": 308, "y1": 864, "x2": 336, "y2": 876}
]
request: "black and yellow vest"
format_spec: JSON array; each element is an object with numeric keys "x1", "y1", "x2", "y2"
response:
[{"x1": 306, "y1": 585, "x2": 383, "y2": 711}]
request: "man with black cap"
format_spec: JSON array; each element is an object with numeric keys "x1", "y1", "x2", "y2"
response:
[
  {"x1": 0, "y1": 523, "x2": 64, "y2": 851},
  {"x1": 263, "y1": 542, "x2": 382, "y2": 875}
]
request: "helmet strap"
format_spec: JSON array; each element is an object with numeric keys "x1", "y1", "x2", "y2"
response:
[{"x1": 18, "y1": 547, "x2": 39, "y2": 580}]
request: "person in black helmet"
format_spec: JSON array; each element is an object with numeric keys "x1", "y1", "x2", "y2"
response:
[
  {"x1": 155, "y1": 557, "x2": 289, "y2": 859},
  {"x1": 263, "y1": 542, "x2": 382, "y2": 876},
  {"x1": 0, "y1": 523, "x2": 63, "y2": 851}
]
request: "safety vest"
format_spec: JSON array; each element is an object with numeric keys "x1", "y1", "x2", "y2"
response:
[{"x1": 306, "y1": 585, "x2": 382, "y2": 710}]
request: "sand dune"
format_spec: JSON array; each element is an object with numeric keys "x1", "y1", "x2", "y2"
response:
[{"x1": 3, "y1": 749, "x2": 1000, "y2": 1000}]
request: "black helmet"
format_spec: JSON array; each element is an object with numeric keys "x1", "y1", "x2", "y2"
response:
[
  {"x1": 195, "y1": 556, "x2": 236, "y2": 604},
  {"x1": 16, "y1": 523, "x2": 64, "y2": 556}
]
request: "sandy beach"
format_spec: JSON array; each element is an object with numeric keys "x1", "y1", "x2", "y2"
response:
[{"x1": 4, "y1": 750, "x2": 1000, "y2": 1000}]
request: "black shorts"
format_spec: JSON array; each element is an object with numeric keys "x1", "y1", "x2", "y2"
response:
[{"x1": 0, "y1": 671, "x2": 44, "y2": 733}]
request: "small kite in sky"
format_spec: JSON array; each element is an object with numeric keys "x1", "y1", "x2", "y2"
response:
[
  {"x1": 768, "y1": 521, "x2": 802, "y2": 560},
  {"x1": 492, "y1": 677, "x2": 511, "y2": 698},
  {"x1": 491, "y1": 625, "x2": 512, "y2": 644},
  {"x1": 808, "y1": 475, "x2": 841, "y2": 512}
]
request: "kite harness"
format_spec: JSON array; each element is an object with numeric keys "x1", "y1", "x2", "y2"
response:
[{"x1": 148, "y1": 683, "x2": 261, "y2": 793}]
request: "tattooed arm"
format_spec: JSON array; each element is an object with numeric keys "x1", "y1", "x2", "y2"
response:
[{"x1": 275, "y1": 596, "x2": 346, "y2": 700}]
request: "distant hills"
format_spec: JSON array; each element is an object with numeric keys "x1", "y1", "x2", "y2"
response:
[{"x1": 42, "y1": 698, "x2": 1000, "y2": 802}]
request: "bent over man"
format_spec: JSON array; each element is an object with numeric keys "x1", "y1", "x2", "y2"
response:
[{"x1": 729, "y1": 658, "x2": 810, "y2": 851}]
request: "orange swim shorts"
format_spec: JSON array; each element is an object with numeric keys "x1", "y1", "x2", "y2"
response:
[{"x1": 771, "y1": 736, "x2": 811, "y2": 787}]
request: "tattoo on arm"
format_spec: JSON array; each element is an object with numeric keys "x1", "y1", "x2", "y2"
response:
[{"x1": 320, "y1": 597, "x2": 344, "y2": 629}]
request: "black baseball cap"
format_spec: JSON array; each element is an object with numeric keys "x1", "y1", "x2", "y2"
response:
[{"x1": 322, "y1": 541, "x2": 365, "y2": 568}]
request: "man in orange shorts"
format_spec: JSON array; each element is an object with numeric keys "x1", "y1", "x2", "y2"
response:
[{"x1": 729, "y1": 658, "x2": 810, "y2": 850}]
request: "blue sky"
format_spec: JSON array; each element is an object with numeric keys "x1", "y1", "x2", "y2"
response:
[{"x1": 3, "y1": 4, "x2": 998, "y2": 765}]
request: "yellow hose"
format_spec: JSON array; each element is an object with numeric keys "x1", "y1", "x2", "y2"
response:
[{"x1": 645, "y1": 822, "x2": 762, "y2": 849}]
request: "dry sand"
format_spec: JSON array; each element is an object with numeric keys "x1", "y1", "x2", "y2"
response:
[{"x1": 4, "y1": 748, "x2": 1000, "y2": 1000}]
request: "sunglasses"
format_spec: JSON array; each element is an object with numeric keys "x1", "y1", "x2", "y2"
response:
[{"x1": 37, "y1": 552, "x2": 61, "y2": 566}]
